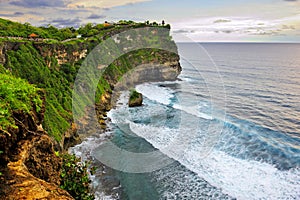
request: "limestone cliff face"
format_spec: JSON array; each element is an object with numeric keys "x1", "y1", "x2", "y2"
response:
[
  {"x1": 0, "y1": 41, "x2": 88, "y2": 67},
  {"x1": 0, "y1": 26, "x2": 182, "y2": 199},
  {"x1": 0, "y1": 42, "x2": 25, "y2": 64},
  {"x1": 33, "y1": 43, "x2": 88, "y2": 67},
  {"x1": 0, "y1": 38, "x2": 181, "y2": 148}
]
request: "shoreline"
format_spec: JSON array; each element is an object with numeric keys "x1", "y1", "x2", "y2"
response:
[
  {"x1": 73, "y1": 79, "x2": 182, "y2": 199},
  {"x1": 0, "y1": 18, "x2": 182, "y2": 199}
]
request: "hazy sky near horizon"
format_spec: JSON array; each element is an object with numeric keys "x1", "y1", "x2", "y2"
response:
[{"x1": 0, "y1": 0, "x2": 299, "y2": 42}]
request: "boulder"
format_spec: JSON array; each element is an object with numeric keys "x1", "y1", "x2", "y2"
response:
[{"x1": 128, "y1": 90, "x2": 143, "y2": 107}]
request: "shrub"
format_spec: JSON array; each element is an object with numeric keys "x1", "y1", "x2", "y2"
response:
[
  {"x1": 0, "y1": 73, "x2": 42, "y2": 130},
  {"x1": 60, "y1": 153, "x2": 95, "y2": 200}
]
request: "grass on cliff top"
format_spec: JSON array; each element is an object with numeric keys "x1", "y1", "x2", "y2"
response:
[
  {"x1": 0, "y1": 17, "x2": 170, "y2": 42},
  {"x1": 0, "y1": 69, "x2": 42, "y2": 130}
]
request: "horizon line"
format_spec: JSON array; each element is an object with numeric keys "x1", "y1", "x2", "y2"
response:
[{"x1": 175, "y1": 41, "x2": 300, "y2": 44}]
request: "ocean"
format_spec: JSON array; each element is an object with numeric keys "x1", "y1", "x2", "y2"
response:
[{"x1": 71, "y1": 43, "x2": 300, "y2": 200}]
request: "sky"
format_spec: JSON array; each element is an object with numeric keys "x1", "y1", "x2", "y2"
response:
[{"x1": 0, "y1": 0, "x2": 299, "y2": 42}]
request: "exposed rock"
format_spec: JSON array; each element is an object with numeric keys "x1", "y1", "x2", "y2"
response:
[
  {"x1": 0, "y1": 94, "x2": 73, "y2": 199},
  {"x1": 25, "y1": 135, "x2": 62, "y2": 185},
  {"x1": 0, "y1": 24, "x2": 182, "y2": 199},
  {"x1": 0, "y1": 41, "x2": 88, "y2": 67},
  {"x1": 62, "y1": 123, "x2": 81, "y2": 151},
  {"x1": 33, "y1": 43, "x2": 88, "y2": 67},
  {"x1": 0, "y1": 136, "x2": 73, "y2": 200},
  {"x1": 128, "y1": 90, "x2": 143, "y2": 107}
]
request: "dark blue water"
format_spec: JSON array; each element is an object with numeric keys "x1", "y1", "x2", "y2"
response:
[{"x1": 75, "y1": 43, "x2": 300, "y2": 199}]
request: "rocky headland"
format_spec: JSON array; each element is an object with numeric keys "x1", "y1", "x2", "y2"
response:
[{"x1": 0, "y1": 18, "x2": 181, "y2": 199}]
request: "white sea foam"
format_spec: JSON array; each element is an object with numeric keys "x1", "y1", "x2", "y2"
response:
[
  {"x1": 127, "y1": 121, "x2": 300, "y2": 200},
  {"x1": 136, "y1": 83, "x2": 213, "y2": 120},
  {"x1": 136, "y1": 83, "x2": 174, "y2": 105},
  {"x1": 173, "y1": 104, "x2": 213, "y2": 120},
  {"x1": 108, "y1": 85, "x2": 300, "y2": 199},
  {"x1": 70, "y1": 135, "x2": 117, "y2": 200}
]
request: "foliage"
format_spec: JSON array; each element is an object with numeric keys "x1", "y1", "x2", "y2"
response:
[
  {"x1": 129, "y1": 89, "x2": 140, "y2": 101},
  {"x1": 60, "y1": 154, "x2": 95, "y2": 200},
  {"x1": 0, "y1": 18, "x2": 169, "y2": 42},
  {"x1": 5, "y1": 43, "x2": 75, "y2": 141},
  {"x1": 0, "y1": 72, "x2": 42, "y2": 130},
  {"x1": 0, "y1": 18, "x2": 76, "y2": 40},
  {"x1": 1, "y1": 18, "x2": 176, "y2": 142},
  {"x1": 0, "y1": 17, "x2": 177, "y2": 199}
]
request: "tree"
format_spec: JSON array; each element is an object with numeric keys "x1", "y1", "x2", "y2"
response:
[{"x1": 162, "y1": 20, "x2": 165, "y2": 26}]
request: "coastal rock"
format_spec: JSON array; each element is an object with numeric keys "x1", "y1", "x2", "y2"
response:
[{"x1": 128, "y1": 90, "x2": 143, "y2": 107}]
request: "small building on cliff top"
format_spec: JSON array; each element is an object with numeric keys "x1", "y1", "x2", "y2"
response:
[{"x1": 28, "y1": 33, "x2": 38, "y2": 38}]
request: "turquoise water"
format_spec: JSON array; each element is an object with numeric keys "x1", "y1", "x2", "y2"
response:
[{"x1": 75, "y1": 43, "x2": 300, "y2": 199}]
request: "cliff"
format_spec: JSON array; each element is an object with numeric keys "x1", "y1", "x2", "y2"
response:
[
  {"x1": 0, "y1": 73, "x2": 73, "y2": 199},
  {"x1": 0, "y1": 19, "x2": 181, "y2": 199}
]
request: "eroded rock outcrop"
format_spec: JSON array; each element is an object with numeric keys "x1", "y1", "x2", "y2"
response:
[
  {"x1": 128, "y1": 90, "x2": 143, "y2": 107},
  {"x1": 0, "y1": 95, "x2": 73, "y2": 199},
  {"x1": 0, "y1": 22, "x2": 182, "y2": 199}
]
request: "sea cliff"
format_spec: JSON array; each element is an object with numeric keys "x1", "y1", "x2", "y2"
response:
[{"x1": 0, "y1": 18, "x2": 181, "y2": 199}]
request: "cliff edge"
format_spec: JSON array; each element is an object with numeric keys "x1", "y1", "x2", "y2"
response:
[
  {"x1": 0, "y1": 73, "x2": 73, "y2": 199},
  {"x1": 0, "y1": 18, "x2": 181, "y2": 199}
]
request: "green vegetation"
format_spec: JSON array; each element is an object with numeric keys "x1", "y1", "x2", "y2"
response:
[
  {"x1": 0, "y1": 18, "x2": 77, "y2": 40},
  {"x1": 0, "y1": 71, "x2": 42, "y2": 130},
  {"x1": 0, "y1": 17, "x2": 178, "y2": 199},
  {"x1": 129, "y1": 89, "x2": 140, "y2": 102},
  {"x1": 0, "y1": 18, "x2": 170, "y2": 42},
  {"x1": 60, "y1": 153, "x2": 95, "y2": 200},
  {"x1": 0, "y1": 17, "x2": 176, "y2": 142},
  {"x1": 5, "y1": 43, "x2": 76, "y2": 141}
]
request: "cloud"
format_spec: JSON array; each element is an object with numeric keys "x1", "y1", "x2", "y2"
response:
[
  {"x1": 172, "y1": 15, "x2": 300, "y2": 42},
  {"x1": 66, "y1": 0, "x2": 150, "y2": 9},
  {"x1": 282, "y1": 24, "x2": 295, "y2": 29},
  {"x1": 46, "y1": 18, "x2": 82, "y2": 27},
  {"x1": 0, "y1": 11, "x2": 24, "y2": 17},
  {"x1": 213, "y1": 19, "x2": 231, "y2": 23},
  {"x1": 251, "y1": 30, "x2": 281, "y2": 36},
  {"x1": 10, "y1": 0, "x2": 65, "y2": 8},
  {"x1": 87, "y1": 14, "x2": 106, "y2": 19},
  {"x1": 221, "y1": 30, "x2": 233, "y2": 34},
  {"x1": 172, "y1": 29, "x2": 191, "y2": 34},
  {"x1": 14, "y1": 11, "x2": 24, "y2": 16}
]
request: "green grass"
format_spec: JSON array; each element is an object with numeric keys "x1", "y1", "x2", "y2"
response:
[
  {"x1": 0, "y1": 72, "x2": 42, "y2": 130},
  {"x1": 4, "y1": 42, "x2": 74, "y2": 140},
  {"x1": 0, "y1": 18, "x2": 177, "y2": 142}
]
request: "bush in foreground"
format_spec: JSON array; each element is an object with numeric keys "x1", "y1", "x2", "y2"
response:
[{"x1": 60, "y1": 153, "x2": 95, "y2": 200}]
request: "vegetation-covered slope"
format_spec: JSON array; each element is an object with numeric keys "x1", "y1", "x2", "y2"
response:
[
  {"x1": 0, "y1": 66, "x2": 42, "y2": 130},
  {"x1": 0, "y1": 18, "x2": 180, "y2": 144},
  {"x1": 0, "y1": 18, "x2": 181, "y2": 199}
]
